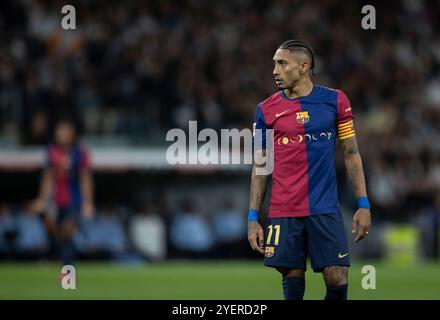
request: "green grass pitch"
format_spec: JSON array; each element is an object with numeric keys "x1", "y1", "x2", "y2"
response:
[{"x1": 0, "y1": 260, "x2": 439, "y2": 299}]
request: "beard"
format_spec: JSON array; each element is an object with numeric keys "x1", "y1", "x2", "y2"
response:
[
  {"x1": 275, "y1": 79, "x2": 286, "y2": 89},
  {"x1": 275, "y1": 76, "x2": 300, "y2": 90}
]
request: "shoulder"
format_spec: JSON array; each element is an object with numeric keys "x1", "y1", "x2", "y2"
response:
[
  {"x1": 71, "y1": 143, "x2": 90, "y2": 159},
  {"x1": 257, "y1": 91, "x2": 283, "y2": 112},
  {"x1": 75, "y1": 143, "x2": 92, "y2": 166},
  {"x1": 313, "y1": 85, "x2": 340, "y2": 100},
  {"x1": 315, "y1": 85, "x2": 350, "y2": 101},
  {"x1": 46, "y1": 143, "x2": 59, "y2": 157},
  {"x1": 81, "y1": 144, "x2": 90, "y2": 153},
  {"x1": 313, "y1": 85, "x2": 351, "y2": 113},
  {"x1": 81, "y1": 146, "x2": 92, "y2": 162}
]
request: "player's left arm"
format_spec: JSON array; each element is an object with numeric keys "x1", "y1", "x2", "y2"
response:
[
  {"x1": 336, "y1": 90, "x2": 371, "y2": 242},
  {"x1": 339, "y1": 135, "x2": 371, "y2": 242},
  {"x1": 79, "y1": 147, "x2": 95, "y2": 218}
]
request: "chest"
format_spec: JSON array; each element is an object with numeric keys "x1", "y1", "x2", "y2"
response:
[
  {"x1": 271, "y1": 101, "x2": 337, "y2": 136},
  {"x1": 50, "y1": 148, "x2": 81, "y2": 173}
]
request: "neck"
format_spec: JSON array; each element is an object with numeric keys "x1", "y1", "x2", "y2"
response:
[{"x1": 283, "y1": 78, "x2": 314, "y2": 99}]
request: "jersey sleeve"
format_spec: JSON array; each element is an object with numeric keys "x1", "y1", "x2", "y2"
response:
[
  {"x1": 253, "y1": 103, "x2": 268, "y2": 150},
  {"x1": 336, "y1": 90, "x2": 356, "y2": 140},
  {"x1": 79, "y1": 146, "x2": 91, "y2": 170},
  {"x1": 45, "y1": 145, "x2": 53, "y2": 169}
]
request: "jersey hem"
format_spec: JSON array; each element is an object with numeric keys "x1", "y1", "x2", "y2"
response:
[{"x1": 268, "y1": 209, "x2": 341, "y2": 218}]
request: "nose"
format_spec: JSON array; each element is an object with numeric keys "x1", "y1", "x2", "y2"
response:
[{"x1": 273, "y1": 65, "x2": 279, "y2": 77}]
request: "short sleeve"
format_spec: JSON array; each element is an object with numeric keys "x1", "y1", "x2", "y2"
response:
[
  {"x1": 79, "y1": 146, "x2": 91, "y2": 169},
  {"x1": 253, "y1": 103, "x2": 268, "y2": 150},
  {"x1": 45, "y1": 145, "x2": 53, "y2": 168},
  {"x1": 336, "y1": 90, "x2": 356, "y2": 140}
]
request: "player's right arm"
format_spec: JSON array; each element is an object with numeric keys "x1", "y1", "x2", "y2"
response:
[
  {"x1": 248, "y1": 150, "x2": 269, "y2": 254},
  {"x1": 247, "y1": 104, "x2": 270, "y2": 254},
  {"x1": 79, "y1": 147, "x2": 95, "y2": 219},
  {"x1": 32, "y1": 167, "x2": 54, "y2": 213},
  {"x1": 32, "y1": 147, "x2": 54, "y2": 214}
]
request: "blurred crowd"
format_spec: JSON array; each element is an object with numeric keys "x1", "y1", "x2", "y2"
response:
[
  {"x1": 0, "y1": 0, "x2": 440, "y2": 224},
  {"x1": 0, "y1": 199, "x2": 249, "y2": 262}
]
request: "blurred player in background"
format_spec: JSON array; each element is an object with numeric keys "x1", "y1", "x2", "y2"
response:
[
  {"x1": 247, "y1": 40, "x2": 371, "y2": 300},
  {"x1": 32, "y1": 118, "x2": 95, "y2": 265}
]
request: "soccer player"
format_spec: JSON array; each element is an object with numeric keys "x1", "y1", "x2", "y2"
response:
[
  {"x1": 32, "y1": 118, "x2": 95, "y2": 265},
  {"x1": 247, "y1": 40, "x2": 371, "y2": 300}
]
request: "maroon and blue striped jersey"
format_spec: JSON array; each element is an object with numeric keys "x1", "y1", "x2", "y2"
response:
[
  {"x1": 253, "y1": 85, "x2": 355, "y2": 218},
  {"x1": 46, "y1": 144, "x2": 91, "y2": 209}
]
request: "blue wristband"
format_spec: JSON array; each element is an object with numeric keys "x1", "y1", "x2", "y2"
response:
[
  {"x1": 357, "y1": 197, "x2": 370, "y2": 209},
  {"x1": 248, "y1": 209, "x2": 259, "y2": 222}
]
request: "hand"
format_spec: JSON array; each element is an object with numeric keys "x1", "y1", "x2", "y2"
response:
[
  {"x1": 81, "y1": 202, "x2": 95, "y2": 219},
  {"x1": 352, "y1": 208, "x2": 371, "y2": 242},
  {"x1": 248, "y1": 221, "x2": 265, "y2": 254}
]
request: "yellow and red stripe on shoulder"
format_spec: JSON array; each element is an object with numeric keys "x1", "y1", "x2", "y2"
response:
[{"x1": 337, "y1": 120, "x2": 355, "y2": 140}]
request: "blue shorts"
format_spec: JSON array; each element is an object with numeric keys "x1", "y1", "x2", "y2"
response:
[
  {"x1": 57, "y1": 207, "x2": 81, "y2": 225},
  {"x1": 263, "y1": 214, "x2": 350, "y2": 272}
]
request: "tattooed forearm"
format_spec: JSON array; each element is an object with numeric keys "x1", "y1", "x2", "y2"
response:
[
  {"x1": 249, "y1": 165, "x2": 268, "y2": 211},
  {"x1": 340, "y1": 137, "x2": 367, "y2": 198},
  {"x1": 249, "y1": 150, "x2": 269, "y2": 211},
  {"x1": 347, "y1": 162, "x2": 361, "y2": 196},
  {"x1": 344, "y1": 142, "x2": 358, "y2": 156}
]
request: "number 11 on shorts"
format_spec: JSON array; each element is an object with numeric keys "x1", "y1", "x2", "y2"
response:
[{"x1": 266, "y1": 224, "x2": 280, "y2": 245}]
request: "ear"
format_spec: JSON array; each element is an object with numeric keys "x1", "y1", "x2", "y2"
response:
[{"x1": 300, "y1": 61, "x2": 309, "y2": 74}]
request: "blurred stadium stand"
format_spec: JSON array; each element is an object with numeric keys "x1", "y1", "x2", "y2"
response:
[{"x1": 0, "y1": 0, "x2": 439, "y2": 262}]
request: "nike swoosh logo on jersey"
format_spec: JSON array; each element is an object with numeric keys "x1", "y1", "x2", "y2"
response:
[
  {"x1": 275, "y1": 110, "x2": 289, "y2": 118},
  {"x1": 338, "y1": 253, "x2": 349, "y2": 259}
]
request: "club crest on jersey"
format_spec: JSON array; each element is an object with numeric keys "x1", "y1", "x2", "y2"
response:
[
  {"x1": 296, "y1": 111, "x2": 309, "y2": 125},
  {"x1": 265, "y1": 246, "x2": 275, "y2": 258}
]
